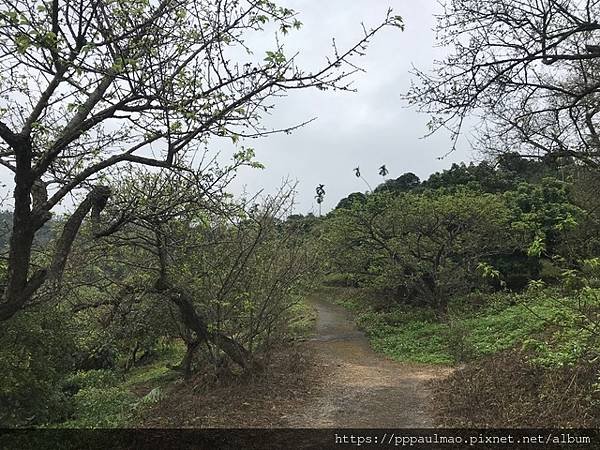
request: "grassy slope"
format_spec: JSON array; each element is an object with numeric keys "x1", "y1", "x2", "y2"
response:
[
  {"x1": 287, "y1": 297, "x2": 318, "y2": 339},
  {"x1": 322, "y1": 285, "x2": 595, "y2": 367}
]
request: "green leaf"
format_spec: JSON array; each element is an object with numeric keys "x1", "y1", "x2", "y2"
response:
[{"x1": 15, "y1": 34, "x2": 31, "y2": 54}]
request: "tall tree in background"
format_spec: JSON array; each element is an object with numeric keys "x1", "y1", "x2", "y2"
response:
[
  {"x1": 408, "y1": 0, "x2": 600, "y2": 167},
  {"x1": 0, "y1": 0, "x2": 402, "y2": 321}
]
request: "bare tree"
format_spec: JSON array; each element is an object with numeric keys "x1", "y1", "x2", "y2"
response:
[
  {"x1": 0, "y1": 0, "x2": 402, "y2": 321},
  {"x1": 407, "y1": 0, "x2": 600, "y2": 167}
]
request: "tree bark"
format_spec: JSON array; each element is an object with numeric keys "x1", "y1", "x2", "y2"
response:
[
  {"x1": 0, "y1": 185, "x2": 111, "y2": 322},
  {"x1": 180, "y1": 339, "x2": 200, "y2": 379},
  {"x1": 155, "y1": 278, "x2": 253, "y2": 371}
]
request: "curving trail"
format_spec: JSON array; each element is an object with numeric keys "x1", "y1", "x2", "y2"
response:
[{"x1": 288, "y1": 297, "x2": 450, "y2": 428}]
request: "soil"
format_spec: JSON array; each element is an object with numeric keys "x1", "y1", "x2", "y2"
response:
[
  {"x1": 288, "y1": 296, "x2": 451, "y2": 427},
  {"x1": 138, "y1": 296, "x2": 451, "y2": 428}
]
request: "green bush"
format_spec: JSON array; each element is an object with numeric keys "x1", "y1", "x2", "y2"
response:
[
  {"x1": 462, "y1": 303, "x2": 549, "y2": 355},
  {"x1": 519, "y1": 288, "x2": 600, "y2": 367},
  {"x1": 287, "y1": 300, "x2": 317, "y2": 339},
  {"x1": 0, "y1": 306, "x2": 76, "y2": 427}
]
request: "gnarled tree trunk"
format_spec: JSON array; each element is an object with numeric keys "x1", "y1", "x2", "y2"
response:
[{"x1": 154, "y1": 276, "x2": 254, "y2": 372}]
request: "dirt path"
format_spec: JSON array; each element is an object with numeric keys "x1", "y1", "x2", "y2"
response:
[
  {"x1": 288, "y1": 297, "x2": 450, "y2": 428},
  {"x1": 138, "y1": 295, "x2": 450, "y2": 429}
]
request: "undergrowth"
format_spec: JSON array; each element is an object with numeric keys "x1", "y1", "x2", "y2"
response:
[
  {"x1": 322, "y1": 285, "x2": 600, "y2": 368},
  {"x1": 52, "y1": 342, "x2": 185, "y2": 428},
  {"x1": 48, "y1": 298, "x2": 316, "y2": 428}
]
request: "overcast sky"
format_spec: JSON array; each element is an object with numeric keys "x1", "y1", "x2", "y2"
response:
[{"x1": 217, "y1": 0, "x2": 476, "y2": 214}]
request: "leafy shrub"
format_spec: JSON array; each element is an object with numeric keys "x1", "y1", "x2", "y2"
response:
[
  {"x1": 519, "y1": 288, "x2": 600, "y2": 368},
  {"x1": 462, "y1": 304, "x2": 549, "y2": 355},
  {"x1": 138, "y1": 387, "x2": 165, "y2": 406},
  {"x1": 287, "y1": 300, "x2": 317, "y2": 339},
  {"x1": 0, "y1": 306, "x2": 76, "y2": 427},
  {"x1": 72, "y1": 344, "x2": 118, "y2": 371}
]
